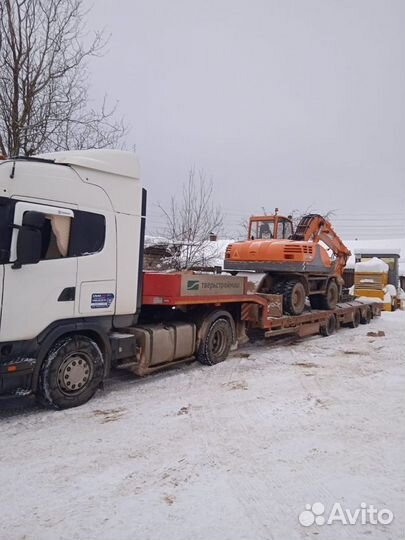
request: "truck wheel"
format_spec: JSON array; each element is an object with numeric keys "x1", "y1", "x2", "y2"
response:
[
  {"x1": 197, "y1": 317, "x2": 233, "y2": 366},
  {"x1": 348, "y1": 309, "x2": 361, "y2": 329},
  {"x1": 320, "y1": 314, "x2": 337, "y2": 336},
  {"x1": 360, "y1": 306, "x2": 372, "y2": 324},
  {"x1": 283, "y1": 279, "x2": 306, "y2": 316},
  {"x1": 319, "y1": 280, "x2": 339, "y2": 310},
  {"x1": 37, "y1": 335, "x2": 104, "y2": 409}
]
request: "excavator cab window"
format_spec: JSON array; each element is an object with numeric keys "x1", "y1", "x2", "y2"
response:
[
  {"x1": 277, "y1": 218, "x2": 293, "y2": 239},
  {"x1": 251, "y1": 220, "x2": 274, "y2": 240},
  {"x1": 248, "y1": 215, "x2": 293, "y2": 240}
]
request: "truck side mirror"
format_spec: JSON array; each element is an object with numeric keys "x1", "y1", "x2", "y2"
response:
[{"x1": 12, "y1": 211, "x2": 44, "y2": 269}]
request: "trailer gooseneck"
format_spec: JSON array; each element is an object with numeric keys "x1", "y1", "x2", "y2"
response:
[{"x1": 0, "y1": 150, "x2": 382, "y2": 409}]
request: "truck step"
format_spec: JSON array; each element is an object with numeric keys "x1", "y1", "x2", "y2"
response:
[{"x1": 115, "y1": 360, "x2": 138, "y2": 370}]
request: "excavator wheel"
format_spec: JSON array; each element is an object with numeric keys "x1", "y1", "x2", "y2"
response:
[
  {"x1": 282, "y1": 279, "x2": 306, "y2": 316},
  {"x1": 271, "y1": 281, "x2": 286, "y2": 295},
  {"x1": 319, "y1": 280, "x2": 339, "y2": 310}
]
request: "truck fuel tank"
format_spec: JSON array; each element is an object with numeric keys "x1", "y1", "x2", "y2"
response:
[{"x1": 131, "y1": 322, "x2": 196, "y2": 374}]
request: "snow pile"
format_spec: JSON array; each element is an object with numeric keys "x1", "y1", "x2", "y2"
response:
[
  {"x1": 196, "y1": 239, "x2": 233, "y2": 267},
  {"x1": 344, "y1": 238, "x2": 404, "y2": 271},
  {"x1": 384, "y1": 292, "x2": 392, "y2": 303},
  {"x1": 355, "y1": 257, "x2": 389, "y2": 273},
  {"x1": 172, "y1": 238, "x2": 233, "y2": 269},
  {"x1": 356, "y1": 296, "x2": 383, "y2": 303},
  {"x1": 385, "y1": 284, "x2": 397, "y2": 297},
  {"x1": 144, "y1": 235, "x2": 170, "y2": 247},
  {"x1": 383, "y1": 284, "x2": 397, "y2": 304}
]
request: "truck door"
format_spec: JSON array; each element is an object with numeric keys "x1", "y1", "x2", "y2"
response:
[{"x1": 0, "y1": 201, "x2": 78, "y2": 343}]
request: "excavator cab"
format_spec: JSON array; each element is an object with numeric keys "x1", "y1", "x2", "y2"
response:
[{"x1": 248, "y1": 215, "x2": 293, "y2": 240}]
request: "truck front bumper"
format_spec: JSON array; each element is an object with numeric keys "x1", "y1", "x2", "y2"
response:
[{"x1": 0, "y1": 358, "x2": 36, "y2": 398}]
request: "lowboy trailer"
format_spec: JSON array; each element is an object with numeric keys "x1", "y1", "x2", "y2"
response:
[{"x1": 0, "y1": 150, "x2": 382, "y2": 409}]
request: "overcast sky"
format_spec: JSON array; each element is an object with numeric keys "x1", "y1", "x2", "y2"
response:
[{"x1": 87, "y1": 0, "x2": 405, "y2": 239}]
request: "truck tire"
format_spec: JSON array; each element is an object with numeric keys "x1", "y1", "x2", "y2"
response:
[
  {"x1": 283, "y1": 279, "x2": 306, "y2": 316},
  {"x1": 348, "y1": 309, "x2": 361, "y2": 328},
  {"x1": 320, "y1": 314, "x2": 337, "y2": 336},
  {"x1": 360, "y1": 306, "x2": 372, "y2": 324},
  {"x1": 197, "y1": 317, "x2": 233, "y2": 366},
  {"x1": 319, "y1": 280, "x2": 339, "y2": 310},
  {"x1": 37, "y1": 335, "x2": 104, "y2": 409}
]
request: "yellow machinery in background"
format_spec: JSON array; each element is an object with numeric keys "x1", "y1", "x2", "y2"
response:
[
  {"x1": 354, "y1": 257, "x2": 397, "y2": 311},
  {"x1": 354, "y1": 270, "x2": 387, "y2": 300}
]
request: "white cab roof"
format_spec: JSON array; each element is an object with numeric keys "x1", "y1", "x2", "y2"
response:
[{"x1": 37, "y1": 149, "x2": 140, "y2": 179}]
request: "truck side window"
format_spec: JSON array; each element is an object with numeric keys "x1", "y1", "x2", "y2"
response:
[
  {"x1": 44, "y1": 215, "x2": 71, "y2": 258},
  {"x1": 23, "y1": 209, "x2": 105, "y2": 261},
  {"x1": 36, "y1": 214, "x2": 72, "y2": 260},
  {"x1": 68, "y1": 211, "x2": 105, "y2": 257}
]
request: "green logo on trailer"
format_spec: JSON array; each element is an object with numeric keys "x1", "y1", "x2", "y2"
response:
[{"x1": 187, "y1": 280, "x2": 199, "y2": 291}]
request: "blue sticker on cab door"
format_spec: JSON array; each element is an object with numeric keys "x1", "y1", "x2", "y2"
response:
[{"x1": 91, "y1": 293, "x2": 114, "y2": 309}]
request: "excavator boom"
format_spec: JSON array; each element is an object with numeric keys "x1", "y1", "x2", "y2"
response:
[{"x1": 291, "y1": 214, "x2": 351, "y2": 278}]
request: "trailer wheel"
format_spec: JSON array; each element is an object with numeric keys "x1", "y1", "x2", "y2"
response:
[
  {"x1": 348, "y1": 309, "x2": 361, "y2": 329},
  {"x1": 320, "y1": 315, "x2": 337, "y2": 337},
  {"x1": 197, "y1": 317, "x2": 233, "y2": 366},
  {"x1": 283, "y1": 279, "x2": 306, "y2": 316},
  {"x1": 37, "y1": 335, "x2": 104, "y2": 409},
  {"x1": 319, "y1": 280, "x2": 339, "y2": 310},
  {"x1": 360, "y1": 306, "x2": 372, "y2": 324}
]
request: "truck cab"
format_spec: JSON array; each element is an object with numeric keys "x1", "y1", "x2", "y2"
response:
[{"x1": 0, "y1": 150, "x2": 146, "y2": 405}]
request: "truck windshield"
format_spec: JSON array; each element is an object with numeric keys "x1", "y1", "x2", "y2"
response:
[{"x1": 0, "y1": 197, "x2": 15, "y2": 264}]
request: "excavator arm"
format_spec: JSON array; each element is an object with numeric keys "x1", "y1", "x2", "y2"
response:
[{"x1": 292, "y1": 214, "x2": 351, "y2": 278}]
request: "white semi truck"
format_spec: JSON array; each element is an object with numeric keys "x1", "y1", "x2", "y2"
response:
[{"x1": 0, "y1": 150, "x2": 381, "y2": 409}]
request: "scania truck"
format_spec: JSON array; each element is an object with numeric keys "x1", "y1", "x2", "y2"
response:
[{"x1": 0, "y1": 150, "x2": 381, "y2": 409}]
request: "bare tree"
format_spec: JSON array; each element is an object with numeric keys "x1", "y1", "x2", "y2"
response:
[
  {"x1": 0, "y1": 0, "x2": 127, "y2": 157},
  {"x1": 158, "y1": 169, "x2": 223, "y2": 270}
]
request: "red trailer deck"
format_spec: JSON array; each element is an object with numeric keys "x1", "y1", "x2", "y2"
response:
[{"x1": 142, "y1": 271, "x2": 382, "y2": 341}]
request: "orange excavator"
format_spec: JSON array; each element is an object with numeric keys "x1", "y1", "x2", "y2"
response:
[{"x1": 224, "y1": 212, "x2": 351, "y2": 315}]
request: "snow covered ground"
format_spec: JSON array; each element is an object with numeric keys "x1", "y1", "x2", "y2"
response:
[{"x1": 1, "y1": 311, "x2": 404, "y2": 540}]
